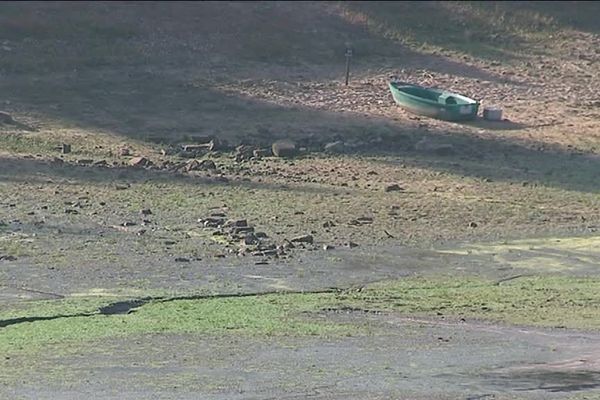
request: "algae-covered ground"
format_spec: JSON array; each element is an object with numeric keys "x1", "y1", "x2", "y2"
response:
[{"x1": 2, "y1": 1, "x2": 600, "y2": 399}]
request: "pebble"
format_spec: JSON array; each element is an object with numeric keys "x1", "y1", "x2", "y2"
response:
[{"x1": 291, "y1": 234, "x2": 313, "y2": 244}]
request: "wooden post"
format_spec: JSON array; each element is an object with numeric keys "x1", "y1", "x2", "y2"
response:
[{"x1": 345, "y1": 45, "x2": 353, "y2": 86}]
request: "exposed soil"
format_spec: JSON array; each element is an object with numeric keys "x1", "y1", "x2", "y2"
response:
[{"x1": 2, "y1": 2, "x2": 600, "y2": 399}]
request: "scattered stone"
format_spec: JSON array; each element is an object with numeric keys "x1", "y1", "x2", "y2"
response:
[
  {"x1": 253, "y1": 148, "x2": 272, "y2": 158},
  {"x1": 324, "y1": 141, "x2": 346, "y2": 154},
  {"x1": 282, "y1": 240, "x2": 295, "y2": 250},
  {"x1": 323, "y1": 244, "x2": 335, "y2": 251},
  {"x1": 235, "y1": 144, "x2": 255, "y2": 162},
  {"x1": 129, "y1": 156, "x2": 152, "y2": 168},
  {"x1": 0, "y1": 255, "x2": 17, "y2": 261},
  {"x1": 76, "y1": 159, "x2": 94, "y2": 165},
  {"x1": 115, "y1": 184, "x2": 130, "y2": 190},
  {"x1": 164, "y1": 240, "x2": 177, "y2": 246},
  {"x1": 136, "y1": 229, "x2": 146, "y2": 236},
  {"x1": 118, "y1": 147, "x2": 131, "y2": 156},
  {"x1": 345, "y1": 241, "x2": 359, "y2": 248},
  {"x1": 224, "y1": 219, "x2": 247, "y2": 227},
  {"x1": 356, "y1": 216, "x2": 373, "y2": 224},
  {"x1": 121, "y1": 221, "x2": 137, "y2": 227},
  {"x1": 255, "y1": 260, "x2": 269, "y2": 265},
  {"x1": 241, "y1": 233, "x2": 259, "y2": 246},
  {"x1": 323, "y1": 221, "x2": 336, "y2": 228},
  {"x1": 140, "y1": 209, "x2": 152, "y2": 215},
  {"x1": 255, "y1": 232, "x2": 268, "y2": 239},
  {"x1": 182, "y1": 144, "x2": 210, "y2": 153},
  {"x1": 174, "y1": 257, "x2": 190, "y2": 262},
  {"x1": 272, "y1": 139, "x2": 297, "y2": 158},
  {"x1": 385, "y1": 184, "x2": 404, "y2": 192},
  {"x1": 469, "y1": 222, "x2": 478, "y2": 228},
  {"x1": 200, "y1": 217, "x2": 225, "y2": 227},
  {"x1": 93, "y1": 160, "x2": 108, "y2": 167},
  {"x1": 210, "y1": 212, "x2": 227, "y2": 218},
  {"x1": 231, "y1": 226, "x2": 254, "y2": 235},
  {"x1": 290, "y1": 234, "x2": 313, "y2": 244},
  {"x1": 0, "y1": 111, "x2": 15, "y2": 124},
  {"x1": 184, "y1": 159, "x2": 217, "y2": 172},
  {"x1": 384, "y1": 230, "x2": 395, "y2": 238}
]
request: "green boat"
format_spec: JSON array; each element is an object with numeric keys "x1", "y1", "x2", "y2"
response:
[{"x1": 389, "y1": 81, "x2": 479, "y2": 121}]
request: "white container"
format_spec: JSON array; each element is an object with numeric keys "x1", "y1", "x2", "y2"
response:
[{"x1": 483, "y1": 106, "x2": 503, "y2": 121}]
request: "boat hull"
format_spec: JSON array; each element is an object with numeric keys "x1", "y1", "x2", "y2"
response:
[{"x1": 389, "y1": 82, "x2": 479, "y2": 121}]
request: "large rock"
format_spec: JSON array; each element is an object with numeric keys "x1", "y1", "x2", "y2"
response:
[
  {"x1": 272, "y1": 140, "x2": 297, "y2": 158},
  {"x1": 290, "y1": 234, "x2": 313, "y2": 244},
  {"x1": 129, "y1": 156, "x2": 153, "y2": 168}
]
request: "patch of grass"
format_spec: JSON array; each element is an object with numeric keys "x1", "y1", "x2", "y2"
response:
[
  {"x1": 0, "y1": 133, "x2": 59, "y2": 155},
  {"x1": 2, "y1": 275, "x2": 600, "y2": 359},
  {"x1": 0, "y1": 292, "x2": 352, "y2": 357},
  {"x1": 343, "y1": 275, "x2": 600, "y2": 329}
]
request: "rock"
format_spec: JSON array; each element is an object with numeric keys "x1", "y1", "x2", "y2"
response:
[
  {"x1": 282, "y1": 240, "x2": 295, "y2": 250},
  {"x1": 323, "y1": 221, "x2": 336, "y2": 228},
  {"x1": 290, "y1": 234, "x2": 313, "y2": 244},
  {"x1": 184, "y1": 159, "x2": 217, "y2": 172},
  {"x1": 76, "y1": 159, "x2": 94, "y2": 165},
  {"x1": 323, "y1": 244, "x2": 335, "y2": 251},
  {"x1": 129, "y1": 156, "x2": 152, "y2": 168},
  {"x1": 241, "y1": 233, "x2": 259, "y2": 246},
  {"x1": 200, "y1": 217, "x2": 225, "y2": 227},
  {"x1": 235, "y1": 144, "x2": 255, "y2": 162},
  {"x1": 253, "y1": 148, "x2": 272, "y2": 158},
  {"x1": 231, "y1": 226, "x2": 254, "y2": 235},
  {"x1": 60, "y1": 144, "x2": 71, "y2": 154},
  {"x1": 323, "y1": 141, "x2": 346, "y2": 154},
  {"x1": 140, "y1": 209, "x2": 152, "y2": 215},
  {"x1": 0, "y1": 111, "x2": 14, "y2": 124},
  {"x1": 385, "y1": 184, "x2": 404, "y2": 192},
  {"x1": 64, "y1": 209, "x2": 79, "y2": 214},
  {"x1": 356, "y1": 216, "x2": 373, "y2": 224},
  {"x1": 469, "y1": 222, "x2": 478, "y2": 228},
  {"x1": 0, "y1": 255, "x2": 17, "y2": 261},
  {"x1": 345, "y1": 241, "x2": 359, "y2": 248},
  {"x1": 121, "y1": 221, "x2": 137, "y2": 227},
  {"x1": 225, "y1": 219, "x2": 248, "y2": 227},
  {"x1": 255, "y1": 232, "x2": 268, "y2": 239},
  {"x1": 115, "y1": 184, "x2": 130, "y2": 190},
  {"x1": 118, "y1": 147, "x2": 131, "y2": 157},
  {"x1": 272, "y1": 140, "x2": 297, "y2": 158},
  {"x1": 174, "y1": 257, "x2": 190, "y2": 262},
  {"x1": 93, "y1": 160, "x2": 108, "y2": 167}
]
